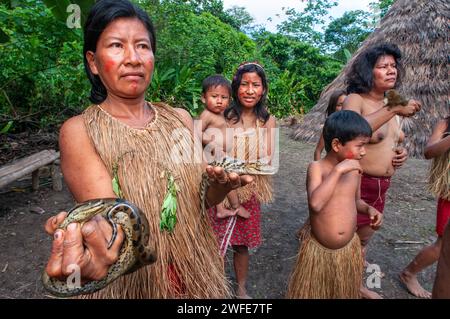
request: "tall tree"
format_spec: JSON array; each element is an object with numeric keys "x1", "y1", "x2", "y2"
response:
[
  {"x1": 324, "y1": 10, "x2": 372, "y2": 62},
  {"x1": 277, "y1": 0, "x2": 337, "y2": 48},
  {"x1": 223, "y1": 6, "x2": 254, "y2": 31}
]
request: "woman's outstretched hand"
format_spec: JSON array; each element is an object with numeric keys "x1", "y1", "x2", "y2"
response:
[
  {"x1": 44, "y1": 212, "x2": 124, "y2": 283},
  {"x1": 204, "y1": 165, "x2": 253, "y2": 208}
]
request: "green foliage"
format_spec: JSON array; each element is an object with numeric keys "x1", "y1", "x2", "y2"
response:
[
  {"x1": 147, "y1": 64, "x2": 203, "y2": 116},
  {"x1": 223, "y1": 6, "x2": 254, "y2": 31},
  {"x1": 324, "y1": 10, "x2": 372, "y2": 62},
  {"x1": 1, "y1": 0, "x2": 385, "y2": 131},
  {"x1": 370, "y1": 0, "x2": 395, "y2": 19},
  {"x1": 267, "y1": 70, "x2": 306, "y2": 118},
  {"x1": 160, "y1": 171, "x2": 179, "y2": 233},
  {"x1": 0, "y1": 26, "x2": 8, "y2": 42},
  {"x1": 277, "y1": 0, "x2": 338, "y2": 48},
  {"x1": 145, "y1": 1, "x2": 257, "y2": 115},
  {"x1": 179, "y1": 0, "x2": 253, "y2": 31},
  {"x1": 343, "y1": 48, "x2": 352, "y2": 62},
  {"x1": 41, "y1": 0, "x2": 94, "y2": 28},
  {"x1": 0, "y1": 121, "x2": 13, "y2": 134},
  {"x1": 256, "y1": 32, "x2": 343, "y2": 116},
  {"x1": 0, "y1": 0, "x2": 89, "y2": 131}
]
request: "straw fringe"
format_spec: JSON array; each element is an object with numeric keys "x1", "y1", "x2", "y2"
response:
[
  {"x1": 79, "y1": 103, "x2": 230, "y2": 298},
  {"x1": 286, "y1": 225, "x2": 363, "y2": 299},
  {"x1": 222, "y1": 122, "x2": 273, "y2": 207},
  {"x1": 428, "y1": 150, "x2": 450, "y2": 200},
  {"x1": 222, "y1": 175, "x2": 273, "y2": 208}
]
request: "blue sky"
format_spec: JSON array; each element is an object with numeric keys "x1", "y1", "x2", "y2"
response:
[{"x1": 222, "y1": 0, "x2": 373, "y2": 32}]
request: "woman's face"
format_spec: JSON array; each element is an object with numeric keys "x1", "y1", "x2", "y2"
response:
[
  {"x1": 372, "y1": 55, "x2": 397, "y2": 92},
  {"x1": 86, "y1": 18, "x2": 154, "y2": 100},
  {"x1": 335, "y1": 94, "x2": 347, "y2": 111},
  {"x1": 237, "y1": 72, "x2": 265, "y2": 109}
]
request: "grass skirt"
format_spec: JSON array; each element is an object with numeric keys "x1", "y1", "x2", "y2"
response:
[{"x1": 286, "y1": 223, "x2": 363, "y2": 299}]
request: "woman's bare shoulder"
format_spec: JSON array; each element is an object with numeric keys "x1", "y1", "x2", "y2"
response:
[
  {"x1": 60, "y1": 114, "x2": 84, "y2": 131},
  {"x1": 343, "y1": 93, "x2": 364, "y2": 113},
  {"x1": 346, "y1": 93, "x2": 363, "y2": 100},
  {"x1": 263, "y1": 115, "x2": 277, "y2": 128},
  {"x1": 59, "y1": 115, "x2": 88, "y2": 141},
  {"x1": 59, "y1": 115, "x2": 95, "y2": 155}
]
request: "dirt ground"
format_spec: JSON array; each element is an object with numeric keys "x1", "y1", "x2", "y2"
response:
[{"x1": 0, "y1": 127, "x2": 438, "y2": 299}]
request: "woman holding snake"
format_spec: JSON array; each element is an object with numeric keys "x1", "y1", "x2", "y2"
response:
[{"x1": 43, "y1": 0, "x2": 252, "y2": 298}]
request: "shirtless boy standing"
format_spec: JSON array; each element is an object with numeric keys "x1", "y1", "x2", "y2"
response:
[{"x1": 286, "y1": 110, "x2": 383, "y2": 298}]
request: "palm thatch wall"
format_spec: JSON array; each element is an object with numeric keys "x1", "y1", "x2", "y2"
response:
[{"x1": 291, "y1": 0, "x2": 449, "y2": 158}]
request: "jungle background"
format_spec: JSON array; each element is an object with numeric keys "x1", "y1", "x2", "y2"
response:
[
  {"x1": 0, "y1": 0, "x2": 393, "y2": 145},
  {"x1": 2, "y1": 0, "x2": 443, "y2": 300}
]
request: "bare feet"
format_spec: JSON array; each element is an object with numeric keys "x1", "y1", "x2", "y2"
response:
[
  {"x1": 360, "y1": 286, "x2": 383, "y2": 299},
  {"x1": 235, "y1": 287, "x2": 252, "y2": 299},
  {"x1": 216, "y1": 206, "x2": 238, "y2": 219},
  {"x1": 399, "y1": 271, "x2": 431, "y2": 298},
  {"x1": 236, "y1": 206, "x2": 250, "y2": 219}
]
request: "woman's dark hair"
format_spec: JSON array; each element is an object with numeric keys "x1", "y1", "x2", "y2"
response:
[
  {"x1": 326, "y1": 89, "x2": 347, "y2": 117},
  {"x1": 202, "y1": 74, "x2": 231, "y2": 95},
  {"x1": 83, "y1": 0, "x2": 156, "y2": 104},
  {"x1": 224, "y1": 62, "x2": 270, "y2": 124},
  {"x1": 346, "y1": 43, "x2": 403, "y2": 94},
  {"x1": 323, "y1": 110, "x2": 372, "y2": 153}
]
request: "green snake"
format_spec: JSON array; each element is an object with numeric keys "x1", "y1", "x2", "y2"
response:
[
  {"x1": 42, "y1": 198, "x2": 156, "y2": 297},
  {"x1": 200, "y1": 157, "x2": 277, "y2": 216}
]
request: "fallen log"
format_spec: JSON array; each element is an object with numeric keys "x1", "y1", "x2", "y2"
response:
[{"x1": 0, "y1": 149, "x2": 61, "y2": 191}]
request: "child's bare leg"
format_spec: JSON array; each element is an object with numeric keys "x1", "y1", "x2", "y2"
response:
[
  {"x1": 400, "y1": 238, "x2": 441, "y2": 298},
  {"x1": 233, "y1": 245, "x2": 251, "y2": 299},
  {"x1": 433, "y1": 224, "x2": 450, "y2": 298},
  {"x1": 357, "y1": 225, "x2": 383, "y2": 298},
  {"x1": 357, "y1": 225, "x2": 376, "y2": 263},
  {"x1": 216, "y1": 202, "x2": 237, "y2": 219}
]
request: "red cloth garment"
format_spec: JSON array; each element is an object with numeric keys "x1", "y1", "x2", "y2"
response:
[
  {"x1": 208, "y1": 193, "x2": 262, "y2": 249},
  {"x1": 436, "y1": 198, "x2": 450, "y2": 237},
  {"x1": 167, "y1": 263, "x2": 185, "y2": 297},
  {"x1": 357, "y1": 173, "x2": 391, "y2": 227}
]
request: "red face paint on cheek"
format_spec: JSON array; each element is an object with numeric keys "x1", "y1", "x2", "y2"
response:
[
  {"x1": 345, "y1": 151, "x2": 354, "y2": 159},
  {"x1": 104, "y1": 60, "x2": 115, "y2": 73}
]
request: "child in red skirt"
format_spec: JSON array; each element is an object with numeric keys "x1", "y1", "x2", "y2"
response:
[
  {"x1": 400, "y1": 116, "x2": 450, "y2": 298},
  {"x1": 208, "y1": 61, "x2": 276, "y2": 299}
]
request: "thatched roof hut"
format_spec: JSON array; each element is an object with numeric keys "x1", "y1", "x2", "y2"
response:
[{"x1": 291, "y1": 0, "x2": 449, "y2": 157}]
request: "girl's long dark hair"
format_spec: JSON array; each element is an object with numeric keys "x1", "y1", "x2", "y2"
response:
[
  {"x1": 224, "y1": 62, "x2": 270, "y2": 124},
  {"x1": 326, "y1": 89, "x2": 347, "y2": 117},
  {"x1": 83, "y1": 0, "x2": 156, "y2": 104}
]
